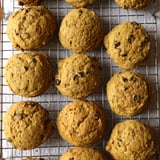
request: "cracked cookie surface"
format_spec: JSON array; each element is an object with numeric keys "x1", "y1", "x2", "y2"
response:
[
  {"x1": 65, "y1": 0, "x2": 96, "y2": 8},
  {"x1": 4, "y1": 52, "x2": 53, "y2": 97},
  {"x1": 60, "y1": 147, "x2": 108, "y2": 160},
  {"x1": 106, "y1": 72, "x2": 149, "y2": 116},
  {"x1": 56, "y1": 100, "x2": 107, "y2": 147},
  {"x1": 3, "y1": 101, "x2": 53, "y2": 150},
  {"x1": 59, "y1": 8, "x2": 103, "y2": 53},
  {"x1": 7, "y1": 6, "x2": 56, "y2": 50},
  {"x1": 115, "y1": 0, "x2": 151, "y2": 10},
  {"x1": 106, "y1": 120, "x2": 157, "y2": 160},
  {"x1": 55, "y1": 53, "x2": 101, "y2": 99},
  {"x1": 104, "y1": 22, "x2": 151, "y2": 70}
]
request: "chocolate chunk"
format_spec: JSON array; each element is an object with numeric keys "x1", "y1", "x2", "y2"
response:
[
  {"x1": 122, "y1": 77, "x2": 128, "y2": 82},
  {"x1": 55, "y1": 79, "x2": 61, "y2": 85},
  {"x1": 130, "y1": 76, "x2": 136, "y2": 83},
  {"x1": 114, "y1": 41, "x2": 120, "y2": 48},
  {"x1": 24, "y1": 66, "x2": 29, "y2": 71}
]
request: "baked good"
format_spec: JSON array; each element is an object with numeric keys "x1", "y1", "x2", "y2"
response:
[
  {"x1": 59, "y1": 8, "x2": 103, "y2": 53},
  {"x1": 4, "y1": 52, "x2": 53, "y2": 97},
  {"x1": 56, "y1": 100, "x2": 107, "y2": 147},
  {"x1": 7, "y1": 6, "x2": 56, "y2": 50},
  {"x1": 3, "y1": 101, "x2": 53, "y2": 150},
  {"x1": 55, "y1": 53, "x2": 101, "y2": 99},
  {"x1": 104, "y1": 21, "x2": 151, "y2": 70},
  {"x1": 106, "y1": 120, "x2": 156, "y2": 160},
  {"x1": 106, "y1": 71, "x2": 149, "y2": 116},
  {"x1": 18, "y1": 0, "x2": 42, "y2": 6},
  {"x1": 65, "y1": 0, "x2": 96, "y2": 8},
  {"x1": 60, "y1": 147, "x2": 108, "y2": 160},
  {"x1": 114, "y1": 0, "x2": 151, "y2": 10}
]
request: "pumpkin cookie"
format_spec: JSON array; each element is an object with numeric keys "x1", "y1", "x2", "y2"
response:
[
  {"x1": 18, "y1": 0, "x2": 43, "y2": 6},
  {"x1": 55, "y1": 53, "x2": 101, "y2": 99},
  {"x1": 56, "y1": 100, "x2": 107, "y2": 147},
  {"x1": 59, "y1": 8, "x2": 103, "y2": 53},
  {"x1": 4, "y1": 52, "x2": 53, "y2": 97},
  {"x1": 106, "y1": 72, "x2": 149, "y2": 116},
  {"x1": 65, "y1": 0, "x2": 96, "y2": 8},
  {"x1": 104, "y1": 22, "x2": 151, "y2": 70},
  {"x1": 7, "y1": 6, "x2": 56, "y2": 50},
  {"x1": 60, "y1": 147, "x2": 108, "y2": 160},
  {"x1": 3, "y1": 101, "x2": 53, "y2": 150},
  {"x1": 106, "y1": 120, "x2": 157, "y2": 160},
  {"x1": 114, "y1": 0, "x2": 151, "y2": 10}
]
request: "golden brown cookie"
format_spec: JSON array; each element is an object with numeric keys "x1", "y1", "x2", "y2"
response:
[
  {"x1": 106, "y1": 72, "x2": 149, "y2": 116},
  {"x1": 7, "y1": 6, "x2": 56, "y2": 50},
  {"x1": 60, "y1": 147, "x2": 108, "y2": 160},
  {"x1": 55, "y1": 53, "x2": 101, "y2": 99},
  {"x1": 65, "y1": 0, "x2": 96, "y2": 8},
  {"x1": 59, "y1": 8, "x2": 103, "y2": 53},
  {"x1": 104, "y1": 22, "x2": 151, "y2": 70},
  {"x1": 18, "y1": 0, "x2": 43, "y2": 6},
  {"x1": 4, "y1": 52, "x2": 53, "y2": 97},
  {"x1": 106, "y1": 120, "x2": 157, "y2": 160},
  {"x1": 114, "y1": 0, "x2": 151, "y2": 10},
  {"x1": 56, "y1": 100, "x2": 107, "y2": 147},
  {"x1": 3, "y1": 101, "x2": 53, "y2": 150}
]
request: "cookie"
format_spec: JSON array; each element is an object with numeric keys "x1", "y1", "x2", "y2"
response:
[
  {"x1": 55, "y1": 53, "x2": 101, "y2": 99},
  {"x1": 56, "y1": 100, "x2": 107, "y2": 147},
  {"x1": 3, "y1": 101, "x2": 53, "y2": 150},
  {"x1": 4, "y1": 52, "x2": 53, "y2": 97},
  {"x1": 18, "y1": 0, "x2": 42, "y2": 6},
  {"x1": 114, "y1": 0, "x2": 151, "y2": 10},
  {"x1": 106, "y1": 72, "x2": 149, "y2": 116},
  {"x1": 59, "y1": 8, "x2": 103, "y2": 53},
  {"x1": 65, "y1": 0, "x2": 96, "y2": 8},
  {"x1": 60, "y1": 147, "x2": 108, "y2": 160},
  {"x1": 104, "y1": 22, "x2": 151, "y2": 70},
  {"x1": 106, "y1": 120, "x2": 156, "y2": 160},
  {"x1": 7, "y1": 6, "x2": 56, "y2": 50}
]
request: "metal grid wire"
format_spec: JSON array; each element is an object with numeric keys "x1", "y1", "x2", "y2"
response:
[{"x1": 0, "y1": 0, "x2": 160, "y2": 159}]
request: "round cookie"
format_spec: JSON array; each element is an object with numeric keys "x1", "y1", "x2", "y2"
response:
[
  {"x1": 106, "y1": 120, "x2": 157, "y2": 160},
  {"x1": 4, "y1": 52, "x2": 53, "y2": 97},
  {"x1": 65, "y1": 0, "x2": 96, "y2": 8},
  {"x1": 55, "y1": 53, "x2": 101, "y2": 99},
  {"x1": 60, "y1": 147, "x2": 108, "y2": 160},
  {"x1": 114, "y1": 0, "x2": 151, "y2": 10},
  {"x1": 3, "y1": 101, "x2": 53, "y2": 150},
  {"x1": 18, "y1": 0, "x2": 43, "y2": 6},
  {"x1": 56, "y1": 100, "x2": 107, "y2": 147},
  {"x1": 59, "y1": 8, "x2": 103, "y2": 53},
  {"x1": 104, "y1": 22, "x2": 151, "y2": 70},
  {"x1": 106, "y1": 72, "x2": 149, "y2": 116},
  {"x1": 7, "y1": 6, "x2": 56, "y2": 50}
]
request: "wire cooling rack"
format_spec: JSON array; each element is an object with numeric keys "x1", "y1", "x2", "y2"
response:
[{"x1": 1, "y1": 0, "x2": 160, "y2": 159}]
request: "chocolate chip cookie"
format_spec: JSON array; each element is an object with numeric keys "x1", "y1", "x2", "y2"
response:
[
  {"x1": 55, "y1": 53, "x2": 101, "y2": 99},
  {"x1": 106, "y1": 72, "x2": 149, "y2": 116},
  {"x1": 56, "y1": 100, "x2": 107, "y2": 147},
  {"x1": 104, "y1": 22, "x2": 151, "y2": 70},
  {"x1": 4, "y1": 52, "x2": 53, "y2": 97},
  {"x1": 106, "y1": 120, "x2": 157, "y2": 160},
  {"x1": 60, "y1": 147, "x2": 108, "y2": 160},
  {"x1": 7, "y1": 6, "x2": 56, "y2": 50},
  {"x1": 59, "y1": 8, "x2": 103, "y2": 53},
  {"x1": 3, "y1": 101, "x2": 53, "y2": 150}
]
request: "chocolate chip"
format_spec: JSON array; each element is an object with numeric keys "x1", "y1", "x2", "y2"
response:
[
  {"x1": 19, "y1": 1, "x2": 24, "y2": 5},
  {"x1": 73, "y1": 71, "x2": 85, "y2": 80},
  {"x1": 130, "y1": 76, "x2": 136, "y2": 83},
  {"x1": 121, "y1": 52, "x2": 128, "y2": 57},
  {"x1": 114, "y1": 41, "x2": 120, "y2": 48},
  {"x1": 55, "y1": 79, "x2": 61, "y2": 85},
  {"x1": 128, "y1": 35, "x2": 135, "y2": 44},
  {"x1": 32, "y1": 58, "x2": 37, "y2": 63},
  {"x1": 122, "y1": 77, "x2": 128, "y2": 82},
  {"x1": 133, "y1": 95, "x2": 141, "y2": 102},
  {"x1": 25, "y1": 8, "x2": 31, "y2": 13},
  {"x1": 24, "y1": 66, "x2": 29, "y2": 71},
  {"x1": 69, "y1": 157, "x2": 74, "y2": 160},
  {"x1": 93, "y1": 111, "x2": 100, "y2": 120},
  {"x1": 124, "y1": 87, "x2": 128, "y2": 91},
  {"x1": 78, "y1": 9, "x2": 83, "y2": 16}
]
